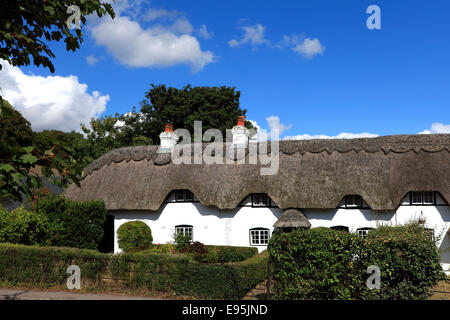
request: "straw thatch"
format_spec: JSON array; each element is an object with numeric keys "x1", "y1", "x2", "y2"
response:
[
  {"x1": 273, "y1": 209, "x2": 311, "y2": 228},
  {"x1": 64, "y1": 134, "x2": 450, "y2": 211}
]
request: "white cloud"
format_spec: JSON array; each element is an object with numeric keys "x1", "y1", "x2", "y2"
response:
[
  {"x1": 284, "y1": 132, "x2": 379, "y2": 140},
  {"x1": 266, "y1": 116, "x2": 292, "y2": 135},
  {"x1": 0, "y1": 60, "x2": 109, "y2": 132},
  {"x1": 228, "y1": 24, "x2": 270, "y2": 47},
  {"x1": 249, "y1": 115, "x2": 378, "y2": 141},
  {"x1": 198, "y1": 24, "x2": 213, "y2": 39},
  {"x1": 292, "y1": 38, "x2": 325, "y2": 58},
  {"x1": 89, "y1": 3, "x2": 215, "y2": 72},
  {"x1": 85, "y1": 54, "x2": 103, "y2": 66},
  {"x1": 249, "y1": 116, "x2": 292, "y2": 141},
  {"x1": 419, "y1": 123, "x2": 450, "y2": 134}
]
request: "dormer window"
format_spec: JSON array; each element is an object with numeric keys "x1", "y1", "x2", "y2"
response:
[
  {"x1": 344, "y1": 195, "x2": 363, "y2": 208},
  {"x1": 252, "y1": 194, "x2": 270, "y2": 207},
  {"x1": 410, "y1": 191, "x2": 436, "y2": 205},
  {"x1": 175, "y1": 190, "x2": 194, "y2": 202}
]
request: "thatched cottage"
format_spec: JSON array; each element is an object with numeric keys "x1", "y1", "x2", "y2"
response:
[{"x1": 64, "y1": 119, "x2": 450, "y2": 274}]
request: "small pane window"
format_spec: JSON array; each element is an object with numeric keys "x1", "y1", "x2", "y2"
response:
[
  {"x1": 345, "y1": 195, "x2": 363, "y2": 208},
  {"x1": 411, "y1": 192, "x2": 423, "y2": 204},
  {"x1": 252, "y1": 194, "x2": 270, "y2": 207},
  {"x1": 357, "y1": 227, "x2": 374, "y2": 238},
  {"x1": 423, "y1": 192, "x2": 434, "y2": 204},
  {"x1": 174, "y1": 190, "x2": 194, "y2": 202},
  {"x1": 175, "y1": 225, "x2": 193, "y2": 241},
  {"x1": 410, "y1": 191, "x2": 435, "y2": 205},
  {"x1": 250, "y1": 228, "x2": 270, "y2": 245}
]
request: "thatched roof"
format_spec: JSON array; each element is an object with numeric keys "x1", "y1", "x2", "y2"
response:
[
  {"x1": 64, "y1": 134, "x2": 450, "y2": 211},
  {"x1": 274, "y1": 209, "x2": 311, "y2": 228}
]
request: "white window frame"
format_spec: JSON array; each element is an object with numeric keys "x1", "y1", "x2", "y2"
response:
[
  {"x1": 249, "y1": 228, "x2": 270, "y2": 246},
  {"x1": 410, "y1": 191, "x2": 435, "y2": 205},
  {"x1": 175, "y1": 225, "x2": 193, "y2": 242},
  {"x1": 357, "y1": 227, "x2": 374, "y2": 238},
  {"x1": 252, "y1": 194, "x2": 270, "y2": 207}
]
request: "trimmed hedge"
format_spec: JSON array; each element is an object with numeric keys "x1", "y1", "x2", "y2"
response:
[
  {"x1": 33, "y1": 196, "x2": 107, "y2": 250},
  {"x1": 0, "y1": 206, "x2": 49, "y2": 246},
  {"x1": 0, "y1": 243, "x2": 268, "y2": 299},
  {"x1": 145, "y1": 243, "x2": 258, "y2": 263},
  {"x1": 179, "y1": 243, "x2": 258, "y2": 263},
  {"x1": 117, "y1": 221, "x2": 153, "y2": 252},
  {"x1": 268, "y1": 223, "x2": 445, "y2": 300}
]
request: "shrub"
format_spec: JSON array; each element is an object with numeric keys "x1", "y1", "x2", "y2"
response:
[
  {"x1": 360, "y1": 223, "x2": 444, "y2": 299},
  {"x1": 268, "y1": 227, "x2": 362, "y2": 300},
  {"x1": 174, "y1": 232, "x2": 191, "y2": 251},
  {"x1": 117, "y1": 221, "x2": 153, "y2": 252},
  {"x1": 268, "y1": 223, "x2": 445, "y2": 300},
  {"x1": 34, "y1": 196, "x2": 106, "y2": 250},
  {"x1": 0, "y1": 206, "x2": 49, "y2": 246}
]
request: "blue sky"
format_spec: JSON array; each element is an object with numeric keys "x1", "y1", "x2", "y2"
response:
[{"x1": 1, "y1": 0, "x2": 449, "y2": 138}]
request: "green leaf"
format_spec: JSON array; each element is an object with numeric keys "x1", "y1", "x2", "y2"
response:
[
  {"x1": 19, "y1": 153, "x2": 37, "y2": 164},
  {"x1": 0, "y1": 164, "x2": 15, "y2": 172}
]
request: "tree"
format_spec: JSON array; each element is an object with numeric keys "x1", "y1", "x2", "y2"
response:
[
  {"x1": 0, "y1": 0, "x2": 115, "y2": 73},
  {"x1": 122, "y1": 84, "x2": 256, "y2": 143},
  {"x1": 0, "y1": 100, "x2": 82, "y2": 203}
]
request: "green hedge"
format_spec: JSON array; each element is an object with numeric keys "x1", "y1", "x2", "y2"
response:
[
  {"x1": 0, "y1": 243, "x2": 268, "y2": 299},
  {"x1": 268, "y1": 227, "x2": 362, "y2": 299},
  {"x1": 33, "y1": 196, "x2": 106, "y2": 250},
  {"x1": 144, "y1": 243, "x2": 258, "y2": 263},
  {"x1": 268, "y1": 223, "x2": 444, "y2": 300},
  {"x1": 117, "y1": 221, "x2": 153, "y2": 252}
]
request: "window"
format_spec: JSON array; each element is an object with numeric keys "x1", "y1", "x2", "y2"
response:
[
  {"x1": 357, "y1": 227, "x2": 374, "y2": 238},
  {"x1": 410, "y1": 191, "x2": 436, "y2": 205},
  {"x1": 331, "y1": 226, "x2": 349, "y2": 232},
  {"x1": 174, "y1": 190, "x2": 194, "y2": 202},
  {"x1": 175, "y1": 225, "x2": 193, "y2": 241},
  {"x1": 252, "y1": 194, "x2": 270, "y2": 207},
  {"x1": 344, "y1": 195, "x2": 363, "y2": 208},
  {"x1": 250, "y1": 228, "x2": 270, "y2": 245}
]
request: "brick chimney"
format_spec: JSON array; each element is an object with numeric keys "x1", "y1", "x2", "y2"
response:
[
  {"x1": 159, "y1": 123, "x2": 178, "y2": 152},
  {"x1": 231, "y1": 115, "x2": 250, "y2": 148}
]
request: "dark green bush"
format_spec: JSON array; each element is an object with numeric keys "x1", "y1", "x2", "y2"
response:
[
  {"x1": 0, "y1": 243, "x2": 108, "y2": 287},
  {"x1": 34, "y1": 196, "x2": 106, "y2": 250},
  {"x1": 268, "y1": 227, "x2": 362, "y2": 299},
  {"x1": 0, "y1": 206, "x2": 49, "y2": 246},
  {"x1": 361, "y1": 223, "x2": 444, "y2": 299},
  {"x1": 117, "y1": 221, "x2": 153, "y2": 252},
  {"x1": 268, "y1": 223, "x2": 445, "y2": 300}
]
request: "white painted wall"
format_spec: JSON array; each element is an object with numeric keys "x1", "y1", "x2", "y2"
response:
[
  {"x1": 111, "y1": 194, "x2": 282, "y2": 253},
  {"x1": 109, "y1": 192, "x2": 450, "y2": 274}
]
